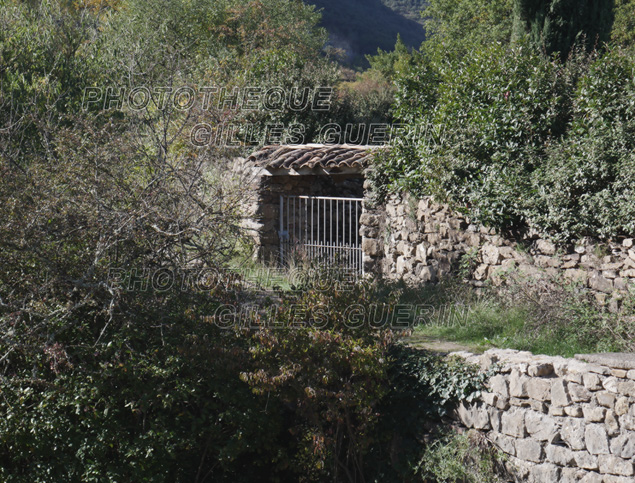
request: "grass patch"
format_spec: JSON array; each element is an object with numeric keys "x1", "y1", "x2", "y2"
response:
[
  {"x1": 385, "y1": 275, "x2": 635, "y2": 358},
  {"x1": 414, "y1": 297, "x2": 611, "y2": 357}
]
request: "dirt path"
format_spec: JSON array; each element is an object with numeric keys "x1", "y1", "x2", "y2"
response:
[{"x1": 403, "y1": 332, "x2": 487, "y2": 355}]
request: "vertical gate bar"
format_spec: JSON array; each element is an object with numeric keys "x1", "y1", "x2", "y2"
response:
[
  {"x1": 323, "y1": 198, "x2": 325, "y2": 263},
  {"x1": 336, "y1": 199, "x2": 339, "y2": 261},
  {"x1": 323, "y1": 198, "x2": 327, "y2": 263},
  {"x1": 287, "y1": 195, "x2": 290, "y2": 267},
  {"x1": 279, "y1": 195, "x2": 284, "y2": 267},
  {"x1": 317, "y1": 198, "x2": 321, "y2": 262},
  {"x1": 293, "y1": 198, "x2": 302, "y2": 254},
  {"x1": 361, "y1": 199, "x2": 364, "y2": 275},
  {"x1": 348, "y1": 200, "x2": 352, "y2": 271},
  {"x1": 357, "y1": 199, "x2": 360, "y2": 274},
  {"x1": 304, "y1": 200, "x2": 309, "y2": 255},
  {"x1": 330, "y1": 199, "x2": 333, "y2": 264}
]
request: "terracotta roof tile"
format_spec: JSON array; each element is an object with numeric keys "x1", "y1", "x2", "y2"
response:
[{"x1": 248, "y1": 144, "x2": 379, "y2": 172}]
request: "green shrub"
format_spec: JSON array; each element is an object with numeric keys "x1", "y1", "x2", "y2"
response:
[
  {"x1": 376, "y1": 41, "x2": 635, "y2": 242},
  {"x1": 416, "y1": 430, "x2": 508, "y2": 483}
]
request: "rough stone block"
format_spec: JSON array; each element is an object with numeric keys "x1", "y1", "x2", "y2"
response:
[
  {"x1": 473, "y1": 263, "x2": 489, "y2": 281},
  {"x1": 510, "y1": 397, "x2": 531, "y2": 408},
  {"x1": 551, "y1": 380, "x2": 571, "y2": 407},
  {"x1": 528, "y1": 463, "x2": 560, "y2": 483},
  {"x1": 559, "y1": 468, "x2": 587, "y2": 483},
  {"x1": 527, "y1": 378, "x2": 552, "y2": 402},
  {"x1": 528, "y1": 363, "x2": 554, "y2": 377},
  {"x1": 561, "y1": 419, "x2": 586, "y2": 451},
  {"x1": 615, "y1": 396, "x2": 630, "y2": 416},
  {"x1": 589, "y1": 273, "x2": 614, "y2": 293},
  {"x1": 598, "y1": 455, "x2": 634, "y2": 476},
  {"x1": 564, "y1": 406, "x2": 584, "y2": 418},
  {"x1": 580, "y1": 472, "x2": 603, "y2": 483},
  {"x1": 457, "y1": 402, "x2": 490, "y2": 430},
  {"x1": 359, "y1": 225, "x2": 379, "y2": 238},
  {"x1": 620, "y1": 414, "x2": 635, "y2": 431},
  {"x1": 566, "y1": 372, "x2": 584, "y2": 385},
  {"x1": 501, "y1": 408, "x2": 526, "y2": 438},
  {"x1": 585, "y1": 424, "x2": 610, "y2": 455},
  {"x1": 549, "y1": 406, "x2": 565, "y2": 416},
  {"x1": 546, "y1": 444, "x2": 576, "y2": 466},
  {"x1": 525, "y1": 411, "x2": 559, "y2": 441},
  {"x1": 569, "y1": 383, "x2": 592, "y2": 402},
  {"x1": 482, "y1": 244, "x2": 501, "y2": 265},
  {"x1": 618, "y1": 380, "x2": 635, "y2": 397},
  {"x1": 415, "y1": 243, "x2": 427, "y2": 263},
  {"x1": 603, "y1": 475, "x2": 635, "y2": 483},
  {"x1": 488, "y1": 406, "x2": 502, "y2": 432},
  {"x1": 583, "y1": 405, "x2": 606, "y2": 423},
  {"x1": 361, "y1": 238, "x2": 381, "y2": 257},
  {"x1": 359, "y1": 213, "x2": 380, "y2": 227},
  {"x1": 564, "y1": 268, "x2": 589, "y2": 285},
  {"x1": 596, "y1": 391, "x2": 616, "y2": 408},
  {"x1": 396, "y1": 256, "x2": 411, "y2": 275},
  {"x1": 603, "y1": 377, "x2": 620, "y2": 393},
  {"x1": 610, "y1": 433, "x2": 635, "y2": 459},
  {"x1": 481, "y1": 391, "x2": 497, "y2": 407},
  {"x1": 515, "y1": 438, "x2": 543, "y2": 463},
  {"x1": 488, "y1": 374, "x2": 509, "y2": 398},
  {"x1": 605, "y1": 410, "x2": 620, "y2": 436},
  {"x1": 573, "y1": 451, "x2": 599, "y2": 470},
  {"x1": 491, "y1": 432, "x2": 516, "y2": 455},
  {"x1": 536, "y1": 239, "x2": 557, "y2": 255},
  {"x1": 495, "y1": 396, "x2": 511, "y2": 410},
  {"x1": 414, "y1": 264, "x2": 437, "y2": 282}
]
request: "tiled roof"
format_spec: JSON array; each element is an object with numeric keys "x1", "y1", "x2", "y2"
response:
[{"x1": 247, "y1": 144, "x2": 378, "y2": 173}]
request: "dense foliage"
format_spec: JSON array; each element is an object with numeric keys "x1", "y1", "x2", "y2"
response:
[
  {"x1": 0, "y1": 0, "x2": 490, "y2": 481},
  {"x1": 373, "y1": 1, "x2": 635, "y2": 243},
  {"x1": 512, "y1": 0, "x2": 615, "y2": 58},
  {"x1": 612, "y1": 0, "x2": 635, "y2": 48},
  {"x1": 422, "y1": 0, "x2": 514, "y2": 53}
]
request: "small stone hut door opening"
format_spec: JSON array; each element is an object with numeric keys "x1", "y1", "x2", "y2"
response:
[
  {"x1": 240, "y1": 144, "x2": 378, "y2": 270},
  {"x1": 279, "y1": 195, "x2": 364, "y2": 274}
]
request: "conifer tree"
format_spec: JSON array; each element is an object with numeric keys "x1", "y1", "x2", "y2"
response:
[{"x1": 513, "y1": 0, "x2": 614, "y2": 57}]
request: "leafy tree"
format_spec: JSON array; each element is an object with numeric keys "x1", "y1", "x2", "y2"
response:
[
  {"x1": 366, "y1": 34, "x2": 419, "y2": 82},
  {"x1": 612, "y1": 0, "x2": 635, "y2": 48},
  {"x1": 422, "y1": 0, "x2": 514, "y2": 53},
  {"x1": 512, "y1": 0, "x2": 615, "y2": 58},
  {"x1": 375, "y1": 38, "x2": 635, "y2": 242}
]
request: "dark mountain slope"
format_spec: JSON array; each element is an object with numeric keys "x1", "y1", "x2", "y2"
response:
[{"x1": 307, "y1": 0, "x2": 427, "y2": 66}]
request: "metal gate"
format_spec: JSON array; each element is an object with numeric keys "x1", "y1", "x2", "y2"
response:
[{"x1": 279, "y1": 195, "x2": 363, "y2": 273}]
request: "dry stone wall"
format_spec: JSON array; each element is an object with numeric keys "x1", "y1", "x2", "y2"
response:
[
  {"x1": 452, "y1": 349, "x2": 635, "y2": 482},
  {"x1": 360, "y1": 191, "x2": 635, "y2": 307}
]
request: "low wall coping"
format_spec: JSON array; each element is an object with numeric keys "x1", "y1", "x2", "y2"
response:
[{"x1": 575, "y1": 352, "x2": 635, "y2": 370}]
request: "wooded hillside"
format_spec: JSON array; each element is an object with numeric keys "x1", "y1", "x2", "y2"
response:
[{"x1": 308, "y1": 0, "x2": 427, "y2": 65}]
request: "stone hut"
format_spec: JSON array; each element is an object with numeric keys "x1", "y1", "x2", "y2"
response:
[{"x1": 235, "y1": 144, "x2": 377, "y2": 267}]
